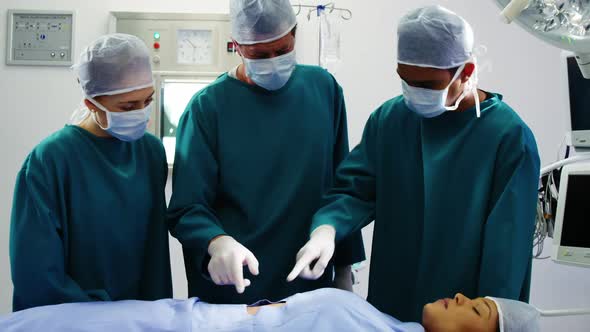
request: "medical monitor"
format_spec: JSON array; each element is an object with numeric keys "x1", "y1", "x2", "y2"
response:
[
  {"x1": 552, "y1": 162, "x2": 590, "y2": 268},
  {"x1": 566, "y1": 55, "x2": 590, "y2": 147}
]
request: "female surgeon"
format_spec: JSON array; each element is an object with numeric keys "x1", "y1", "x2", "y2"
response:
[{"x1": 9, "y1": 34, "x2": 172, "y2": 311}]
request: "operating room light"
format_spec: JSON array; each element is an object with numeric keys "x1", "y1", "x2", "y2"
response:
[
  {"x1": 497, "y1": 0, "x2": 590, "y2": 78},
  {"x1": 529, "y1": 0, "x2": 590, "y2": 36}
]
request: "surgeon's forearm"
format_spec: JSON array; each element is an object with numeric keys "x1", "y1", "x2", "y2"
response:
[
  {"x1": 334, "y1": 265, "x2": 354, "y2": 292},
  {"x1": 311, "y1": 203, "x2": 375, "y2": 242}
]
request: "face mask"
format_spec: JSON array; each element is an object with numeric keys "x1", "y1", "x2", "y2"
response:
[
  {"x1": 88, "y1": 98, "x2": 151, "y2": 142},
  {"x1": 402, "y1": 63, "x2": 469, "y2": 118},
  {"x1": 243, "y1": 50, "x2": 297, "y2": 91}
]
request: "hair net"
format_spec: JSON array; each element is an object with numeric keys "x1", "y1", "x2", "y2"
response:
[
  {"x1": 73, "y1": 33, "x2": 154, "y2": 98},
  {"x1": 397, "y1": 5, "x2": 474, "y2": 69},
  {"x1": 230, "y1": 0, "x2": 297, "y2": 45},
  {"x1": 488, "y1": 297, "x2": 541, "y2": 332}
]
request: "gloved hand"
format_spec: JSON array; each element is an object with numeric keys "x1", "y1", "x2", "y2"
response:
[
  {"x1": 286, "y1": 225, "x2": 336, "y2": 282},
  {"x1": 207, "y1": 235, "x2": 259, "y2": 294}
]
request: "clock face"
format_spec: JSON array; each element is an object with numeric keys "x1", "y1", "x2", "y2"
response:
[{"x1": 177, "y1": 29, "x2": 213, "y2": 65}]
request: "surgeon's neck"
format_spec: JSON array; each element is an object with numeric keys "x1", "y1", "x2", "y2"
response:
[
  {"x1": 78, "y1": 115, "x2": 112, "y2": 138},
  {"x1": 454, "y1": 89, "x2": 487, "y2": 113},
  {"x1": 236, "y1": 63, "x2": 257, "y2": 86}
]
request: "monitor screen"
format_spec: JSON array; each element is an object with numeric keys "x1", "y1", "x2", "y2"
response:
[
  {"x1": 561, "y1": 174, "x2": 590, "y2": 248},
  {"x1": 567, "y1": 57, "x2": 590, "y2": 131}
]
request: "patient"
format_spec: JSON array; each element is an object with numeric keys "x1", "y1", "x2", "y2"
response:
[
  {"x1": 0, "y1": 288, "x2": 539, "y2": 331},
  {"x1": 422, "y1": 293, "x2": 539, "y2": 332}
]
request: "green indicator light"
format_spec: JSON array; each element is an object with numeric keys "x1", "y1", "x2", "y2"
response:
[{"x1": 154, "y1": 32, "x2": 160, "y2": 40}]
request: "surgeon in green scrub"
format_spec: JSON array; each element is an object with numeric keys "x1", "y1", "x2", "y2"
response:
[
  {"x1": 288, "y1": 6, "x2": 541, "y2": 323},
  {"x1": 167, "y1": 0, "x2": 365, "y2": 304},
  {"x1": 10, "y1": 34, "x2": 172, "y2": 311}
]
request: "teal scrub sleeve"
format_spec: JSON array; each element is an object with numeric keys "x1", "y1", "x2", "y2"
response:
[
  {"x1": 10, "y1": 160, "x2": 110, "y2": 312},
  {"x1": 312, "y1": 113, "x2": 378, "y2": 242},
  {"x1": 477, "y1": 127, "x2": 540, "y2": 301},
  {"x1": 167, "y1": 101, "x2": 227, "y2": 271},
  {"x1": 331, "y1": 84, "x2": 366, "y2": 267}
]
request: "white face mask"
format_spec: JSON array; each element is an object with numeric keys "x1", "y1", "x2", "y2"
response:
[
  {"x1": 402, "y1": 63, "x2": 468, "y2": 118},
  {"x1": 242, "y1": 50, "x2": 297, "y2": 91},
  {"x1": 88, "y1": 97, "x2": 151, "y2": 142}
]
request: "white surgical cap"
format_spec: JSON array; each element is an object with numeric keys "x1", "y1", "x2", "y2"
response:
[
  {"x1": 230, "y1": 0, "x2": 297, "y2": 45},
  {"x1": 397, "y1": 5, "x2": 474, "y2": 69},
  {"x1": 73, "y1": 33, "x2": 154, "y2": 98},
  {"x1": 488, "y1": 297, "x2": 541, "y2": 332}
]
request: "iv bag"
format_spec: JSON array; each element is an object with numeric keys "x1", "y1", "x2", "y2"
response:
[{"x1": 319, "y1": 10, "x2": 343, "y2": 73}]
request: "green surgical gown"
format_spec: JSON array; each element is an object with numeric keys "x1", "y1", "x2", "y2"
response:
[
  {"x1": 10, "y1": 125, "x2": 172, "y2": 311},
  {"x1": 168, "y1": 65, "x2": 365, "y2": 304},
  {"x1": 312, "y1": 93, "x2": 541, "y2": 322}
]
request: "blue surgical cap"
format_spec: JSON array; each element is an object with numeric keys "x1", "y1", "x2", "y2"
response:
[
  {"x1": 230, "y1": 0, "x2": 297, "y2": 45},
  {"x1": 73, "y1": 34, "x2": 154, "y2": 97},
  {"x1": 397, "y1": 5, "x2": 474, "y2": 69},
  {"x1": 488, "y1": 297, "x2": 541, "y2": 332}
]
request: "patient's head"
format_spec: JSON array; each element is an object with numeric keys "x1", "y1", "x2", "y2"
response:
[
  {"x1": 422, "y1": 293, "x2": 498, "y2": 332},
  {"x1": 422, "y1": 293, "x2": 541, "y2": 332}
]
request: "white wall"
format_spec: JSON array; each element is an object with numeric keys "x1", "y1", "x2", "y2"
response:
[{"x1": 1, "y1": 0, "x2": 589, "y2": 330}]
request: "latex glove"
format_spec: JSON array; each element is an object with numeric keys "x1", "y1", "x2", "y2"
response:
[
  {"x1": 208, "y1": 236, "x2": 259, "y2": 294},
  {"x1": 286, "y1": 225, "x2": 336, "y2": 282}
]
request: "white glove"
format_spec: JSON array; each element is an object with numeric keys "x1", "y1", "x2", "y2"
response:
[
  {"x1": 286, "y1": 225, "x2": 336, "y2": 282},
  {"x1": 207, "y1": 236, "x2": 259, "y2": 294}
]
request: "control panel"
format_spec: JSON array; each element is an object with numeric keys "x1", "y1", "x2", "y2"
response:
[
  {"x1": 6, "y1": 10, "x2": 75, "y2": 66},
  {"x1": 111, "y1": 12, "x2": 240, "y2": 73}
]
